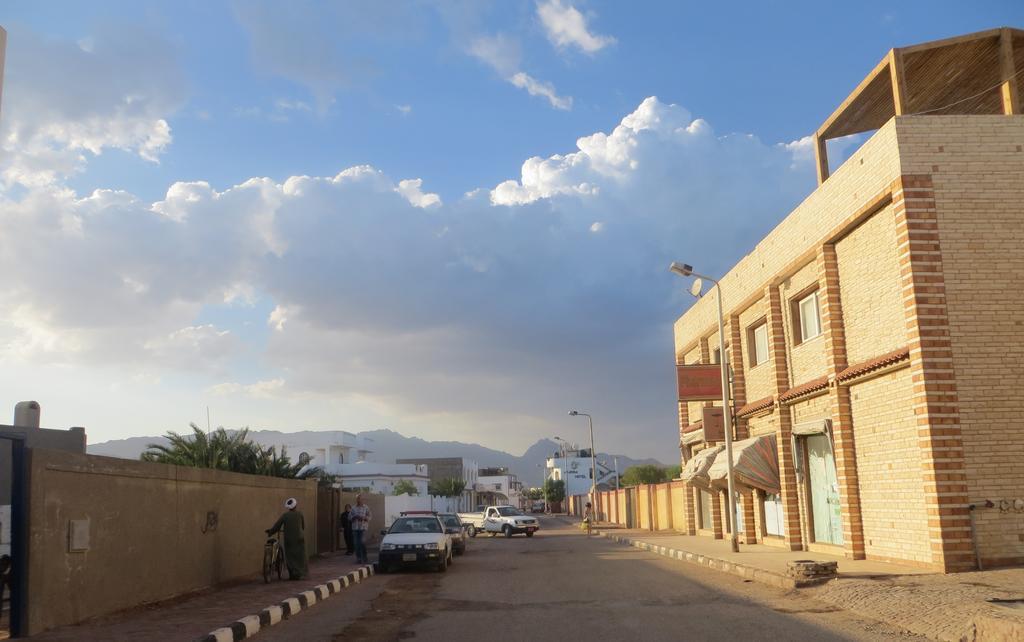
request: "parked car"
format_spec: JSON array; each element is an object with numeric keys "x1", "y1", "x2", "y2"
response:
[
  {"x1": 378, "y1": 513, "x2": 453, "y2": 573},
  {"x1": 530, "y1": 500, "x2": 546, "y2": 513},
  {"x1": 436, "y1": 512, "x2": 469, "y2": 555},
  {"x1": 457, "y1": 505, "x2": 540, "y2": 538}
]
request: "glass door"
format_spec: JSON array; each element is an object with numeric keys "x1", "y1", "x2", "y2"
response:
[{"x1": 806, "y1": 434, "x2": 843, "y2": 545}]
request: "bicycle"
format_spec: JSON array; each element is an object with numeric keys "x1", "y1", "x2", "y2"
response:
[{"x1": 263, "y1": 531, "x2": 285, "y2": 583}]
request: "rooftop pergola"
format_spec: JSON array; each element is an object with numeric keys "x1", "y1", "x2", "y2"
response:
[{"x1": 814, "y1": 27, "x2": 1023, "y2": 184}]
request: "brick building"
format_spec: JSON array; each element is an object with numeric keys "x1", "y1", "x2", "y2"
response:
[{"x1": 674, "y1": 28, "x2": 1024, "y2": 572}]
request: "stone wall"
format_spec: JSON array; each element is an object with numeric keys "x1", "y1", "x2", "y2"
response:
[{"x1": 26, "y1": 449, "x2": 317, "y2": 634}]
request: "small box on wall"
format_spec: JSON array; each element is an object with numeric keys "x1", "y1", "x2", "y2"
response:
[{"x1": 68, "y1": 519, "x2": 90, "y2": 553}]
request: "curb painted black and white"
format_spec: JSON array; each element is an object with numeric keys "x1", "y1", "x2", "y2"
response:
[{"x1": 196, "y1": 564, "x2": 375, "y2": 642}]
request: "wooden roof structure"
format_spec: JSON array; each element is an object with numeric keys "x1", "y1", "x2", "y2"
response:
[{"x1": 814, "y1": 27, "x2": 1023, "y2": 184}]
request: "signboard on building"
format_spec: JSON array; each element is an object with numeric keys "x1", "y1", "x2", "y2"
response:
[
  {"x1": 701, "y1": 406, "x2": 725, "y2": 443},
  {"x1": 677, "y1": 364, "x2": 722, "y2": 401}
]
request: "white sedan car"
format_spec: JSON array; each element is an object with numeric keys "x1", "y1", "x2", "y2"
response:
[{"x1": 378, "y1": 514, "x2": 454, "y2": 573}]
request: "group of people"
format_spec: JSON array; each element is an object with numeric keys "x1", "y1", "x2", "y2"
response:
[{"x1": 265, "y1": 494, "x2": 372, "y2": 581}]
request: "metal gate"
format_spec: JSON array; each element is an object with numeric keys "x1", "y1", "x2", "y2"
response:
[
  {"x1": 0, "y1": 433, "x2": 28, "y2": 637},
  {"x1": 316, "y1": 486, "x2": 340, "y2": 555}
]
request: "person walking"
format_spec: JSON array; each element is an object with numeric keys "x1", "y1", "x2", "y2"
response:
[
  {"x1": 339, "y1": 503, "x2": 354, "y2": 556},
  {"x1": 583, "y1": 501, "x2": 595, "y2": 537},
  {"x1": 266, "y1": 497, "x2": 308, "y2": 580},
  {"x1": 350, "y1": 494, "x2": 372, "y2": 564}
]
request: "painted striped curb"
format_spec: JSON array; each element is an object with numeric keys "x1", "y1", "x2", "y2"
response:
[
  {"x1": 598, "y1": 531, "x2": 823, "y2": 590},
  {"x1": 195, "y1": 564, "x2": 376, "y2": 642}
]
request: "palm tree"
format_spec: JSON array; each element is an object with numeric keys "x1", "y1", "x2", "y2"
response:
[
  {"x1": 141, "y1": 424, "x2": 301, "y2": 478},
  {"x1": 428, "y1": 477, "x2": 467, "y2": 498}
]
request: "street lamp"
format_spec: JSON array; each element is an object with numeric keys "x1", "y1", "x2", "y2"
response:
[
  {"x1": 553, "y1": 436, "x2": 569, "y2": 514},
  {"x1": 568, "y1": 410, "x2": 598, "y2": 516},
  {"x1": 669, "y1": 261, "x2": 740, "y2": 553}
]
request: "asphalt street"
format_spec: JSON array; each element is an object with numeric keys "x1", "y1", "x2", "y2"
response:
[{"x1": 253, "y1": 516, "x2": 923, "y2": 641}]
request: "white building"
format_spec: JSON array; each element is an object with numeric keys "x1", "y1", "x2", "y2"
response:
[
  {"x1": 476, "y1": 467, "x2": 524, "y2": 508},
  {"x1": 334, "y1": 462, "x2": 430, "y2": 496},
  {"x1": 283, "y1": 432, "x2": 428, "y2": 495},
  {"x1": 545, "y1": 447, "x2": 618, "y2": 498},
  {"x1": 280, "y1": 431, "x2": 375, "y2": 468}
]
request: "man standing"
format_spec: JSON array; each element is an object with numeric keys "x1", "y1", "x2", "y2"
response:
[
  {"x1": 339, "y1": 503, "x2": 354, "y2": 556},
  {"x1": 266, "y1": 498, "x2": 309, "y2": 580},
  {"x1": 350, "y1": 494, "x2": 371, "y2": 564}
]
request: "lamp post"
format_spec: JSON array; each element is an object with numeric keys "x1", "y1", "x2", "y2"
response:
[
  {"x1": 553, "y1": 436, "x2": 569, "y2": 514},
  {"x1": 568, "y1": 410, "x2": 598, "y2": 516},
  {"x1": 670, "y1": 262, "x2": 740, "y2": 553}
]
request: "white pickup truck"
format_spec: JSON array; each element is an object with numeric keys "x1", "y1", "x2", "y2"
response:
[{"x1": 457, "y1": 505, "x2": 540, "y2": 538}]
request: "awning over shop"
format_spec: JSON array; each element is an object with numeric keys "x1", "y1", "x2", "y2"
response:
[
  {"x1": 681, "y1": 445, "x2": 723, "y2": 490},
  {"x1": 707, "y1": 435, "x2": 781, "y2": 495},
  {"x1": 681, "y1": 428, "x2": 704, "y2": 447},
  {"x1": 792, "y1": 418, "x2": 831, "y2": 436}
]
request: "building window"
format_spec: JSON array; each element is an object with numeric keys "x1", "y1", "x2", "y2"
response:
[
  {"x1": 792, "y1": 290, "x2": 822, "y2": 344},
  {"x1": 747, "y1": 321, "x2": 769, "y2": 366},
  {"x1": 712, "y1": 347, "x2": 721, "y2": 364}
]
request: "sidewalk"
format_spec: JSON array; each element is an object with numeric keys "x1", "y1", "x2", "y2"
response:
[
  {"x1": 599, "y1": 526, "x2": 1024, "y2": 641},
  {"x1": 30, "y1": 552, "x2": 378, "y2": 642}
]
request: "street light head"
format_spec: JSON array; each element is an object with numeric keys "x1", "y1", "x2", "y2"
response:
[
  {"x1": 568, "y1": 410, "x2": 578, "y2": 416},
  {"x1": 669, "y1": 262, "x2": 693, "y2": 277}
]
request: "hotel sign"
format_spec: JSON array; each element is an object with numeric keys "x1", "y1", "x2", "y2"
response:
[{"x1": 677, "y1": 364, "x2": 722, "y2": 401}]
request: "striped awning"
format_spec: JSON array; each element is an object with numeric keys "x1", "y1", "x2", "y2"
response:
[
  {"x1": 707, "y1": 434, "x2": 781, "y2": 495},
  {"x1": 681, "y1": 445, "x2": 724, "y2": 490},
  {"x1": 681, "y1": 428, "x2": 705, "y2": 447}
]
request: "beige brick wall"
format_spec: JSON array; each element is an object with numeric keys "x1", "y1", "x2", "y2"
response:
[
  {"x1": 781, "y1": 261, "x2": 827, "y2": 386},
  {"x1": 897, "y1": 115, "x2": 1024, "y2": 564},
  {"x1": 739, "y1": 298, "x2": 773, "y2": 402},
  {"x1": 674, "y1": 120, "x2": 902, "y2": 353},
  {"x1": 789, "y1": 393, "x2": 830, "y2": 426},
  {"x1": 747, "y1": 412, "x2": 777, "y2": 437},
  {"x1": 835, "y1": 203, "x2": 906, "y2": 365},
  {"x1": 849, "y1": 367, "x2": 931, "y2": 564}
]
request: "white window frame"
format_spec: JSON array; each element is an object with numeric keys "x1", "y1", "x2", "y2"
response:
[
  {"x1": 798, "y1": 291, "x2": 822, "y2": 343},
  {"x1": 750, "y1": 322, "x2": 769, "y2": 366}
]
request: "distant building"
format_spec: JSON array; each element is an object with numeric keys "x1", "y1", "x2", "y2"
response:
[
  {"x1": 279, "y1": 431, "x2": 374, "y2": 468},
  {"x1": 333, "y1": 462, "x2": 430, "y2": 496},
  {"x1": 545, "y1": 447, "x2": 618, "y2": 497},
  {"x1": 395, "y1": 456, "x2": 478, "y2": 511},
  {"x1": 476, "y1": 467, "x2": 524, "y2": 508}
]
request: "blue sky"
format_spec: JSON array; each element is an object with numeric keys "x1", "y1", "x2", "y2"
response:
[{"x1": 0, "y1": 1, "x2": 1021, "y2": 458}]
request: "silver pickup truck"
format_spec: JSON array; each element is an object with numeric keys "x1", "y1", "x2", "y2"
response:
[{"x1": 457, "y1": 505, "x2": 540, "y2": 538}]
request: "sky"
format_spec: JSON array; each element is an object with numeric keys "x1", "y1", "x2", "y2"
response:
[{"x1": 0, "y1": 1, "x2": 1021, "y2": 459}]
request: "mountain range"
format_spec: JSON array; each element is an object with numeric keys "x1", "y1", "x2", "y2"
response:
[{"x1": 87, "y1": 428, "x2": 667, "y2": 486}]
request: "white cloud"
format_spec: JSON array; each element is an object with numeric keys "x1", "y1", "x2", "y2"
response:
[
  {"x1": 0, "y1": 95, "x2": 817, "y2": 457},
  {"x1": 0, "y1": 26, "x2": 185, "y2": 188},
  {"x1": 509, "y1": 72, "x2": 573, "y2": 111},
  {"x1": 207, "y1": 378, "x2": 286, "y2": 399},
  {"x1": 469, "y1": 34, "x2": 573, "y2": 110},
  {"x1": 143, "y1": 325, "x2": 239, "y2": 371},
  {"x1": 397, "y1": 179, "x2": 442, "y2": 209},
  {"x1": 395, "y1": 104, "x2": 413, "y2": 116},
  {"x1": 537, "y1": 0, "x2": 615, "y2": 54}
]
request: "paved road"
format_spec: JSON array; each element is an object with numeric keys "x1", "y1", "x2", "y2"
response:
[{"x1": 255, "y1": 516, "x2": 922, "y2": 642}]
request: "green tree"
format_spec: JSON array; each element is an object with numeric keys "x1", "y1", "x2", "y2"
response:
[
  {"x1": 620, "y1": 464, "x2": 669, "y2": 486},
  {"x1": 393, "y1": 479, "x2": 419, "y2": 496},
  {"x1": 665, "y1": 464, "x2": 683, "y2": 480},
  {"x1": 141, "y1": 424, "x2": 302, "y2": 478},
  {"x1": 429, "y1": 477, "x2": 467, "y2": 497},
  {"x1": 543, "y1": 478, "x2": 565, "y2": 503},
  {"x1": 526, "y1": 487, "x2": 544, "y2": 500}
]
